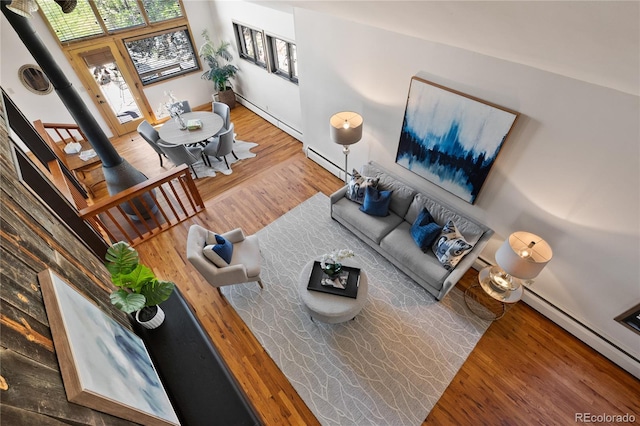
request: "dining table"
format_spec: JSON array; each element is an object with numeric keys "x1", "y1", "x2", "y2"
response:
[{"x1": 158, "y1": 111, "x2": 224, "y2": 145}]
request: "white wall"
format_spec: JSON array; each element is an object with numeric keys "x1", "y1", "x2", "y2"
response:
[
  {"x1": 295, "y1": 7, "x2": 640, "y2": 375},
  {"x1": 205, "y1": 1, "x2": 301, "y2": 134},
  {"x1": 1, "y1": 11, "x2": 113, "y2": 135}
]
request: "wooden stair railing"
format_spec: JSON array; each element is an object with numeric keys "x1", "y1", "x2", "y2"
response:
[
  {"x1": 33, "y1": 119, "x2": 105, "y2": 197},
  {"x1": 77, "y1": 164, "x2": 205, "y2": 247},
  {"x1": 47, "y1": 159, "x2": 89, "y2": 210},
  {"x1": 40, "y1": 121, "x2": 87, "y2": 145}
]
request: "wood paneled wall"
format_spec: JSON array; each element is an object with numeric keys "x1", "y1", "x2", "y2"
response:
[{"x1": 0, "y1": 104, "x2": 135, "y2": 424}]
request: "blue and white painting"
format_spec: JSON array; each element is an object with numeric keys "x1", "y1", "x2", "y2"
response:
[
  {"x1": 396, "y1": 77, "x2": 518, "y2": 204},
  {"x1": 49, "y1": 273, "x2": 180, "y2": 425}
]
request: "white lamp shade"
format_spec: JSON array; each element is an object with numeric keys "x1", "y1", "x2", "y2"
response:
[
  {"x1": 330, "y1": 111, "x2": 363, "y2": 145},
  {"x1": 7, "y1": 0, "x2": 38, "y2": 17},
  {"x1": 495, "y1": 231, "x2": 553, "y2": 280}
]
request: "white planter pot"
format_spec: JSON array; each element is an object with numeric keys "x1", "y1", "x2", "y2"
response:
[{"x1": 135, "y1": 305, "x2": 165, "y2": 329}]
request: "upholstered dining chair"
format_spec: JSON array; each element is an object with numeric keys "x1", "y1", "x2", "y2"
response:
[
  {"x1": 203, "y1": 123, "x2": 238, "y2": 169},
  {"x1": 169, "y1": 100, "x2": 191, "y2": 114},
  {"x1": 137, "y1": 120, "x2": 168, "y2": 167},
  {"x1": 156, "y1": 141, "x2": 205, "y2": 178},
  {"x1": 212, "y1": 101, "x2": 230, "y2": 137},
  {"x1": 186, "y1": 224, "x2": 263, "y2": 296}
]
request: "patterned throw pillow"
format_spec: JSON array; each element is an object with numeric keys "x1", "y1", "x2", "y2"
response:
[
  {"x1": 410, "y1": 208, "x2": 442, "y2": 252},
  {"x1": 203, "y1": 234, "x2": 233, "y2": 267},
  {"x1": 346, "y1": 169, "x2": 379, "y2": 204},
  {"x1": 432, "y1": 220, "x2": 474, "y2": 270}
]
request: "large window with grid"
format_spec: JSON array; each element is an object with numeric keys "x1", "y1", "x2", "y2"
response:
[
  {"x1": 124, "y1": 27, "x2": 198, "y2": 85},
  {"x1": 233, "y1": 23, "x2": 267, "y2": 69},
  {"x1": 36, "y1": 0, "x2": 198, "y2": 85},
  {"x1": 266, "y1": 35, "x2": 297, "y2": 84}
]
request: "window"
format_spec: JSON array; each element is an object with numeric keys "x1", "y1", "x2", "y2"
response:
[
  {"x1": 233, "y1": 23, "x2": 266, "y2": 68},
  {"x1": 37, "y1": 0, "x2": 185, "y2": 43},
  {"x1": 36, "y1": 0, "x2": 197, "y2": 86},
  {"x1": 267, "y1": 35, "x2": 298, "y2": 84},
  {"x1": 124, "y1": 27, "x2": 198, "y2": 85}
]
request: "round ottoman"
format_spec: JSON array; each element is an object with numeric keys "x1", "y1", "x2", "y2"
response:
[{"x1": 298, "y1": 260, "x2": 368, "y2": 323}]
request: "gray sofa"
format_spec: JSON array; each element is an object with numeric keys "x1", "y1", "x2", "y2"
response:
[{"x1": 330, "y1": 161, "x2": 493, "y2": 300}]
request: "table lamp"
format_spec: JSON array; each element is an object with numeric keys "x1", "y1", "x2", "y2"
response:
[
  {"x1": 490, "y1": 231, "x2": 553, "y2": 292},
  {"x1": 330, "y1": 111, "x2": 363, "y2": 184}
]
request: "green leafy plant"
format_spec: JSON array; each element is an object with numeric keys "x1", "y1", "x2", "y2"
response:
[
  {"x1": 105, "y1": 241, "x2": 175, "y2": 314},
  {"x1": 199, "y1": 29, "x2": 239, "y2": 92}
]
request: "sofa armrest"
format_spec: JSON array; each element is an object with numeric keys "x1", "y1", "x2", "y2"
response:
[
  {"x1": 222, "y1": 228, "x2": 245, "y2": 244},
  {"x1": 437, "y1": 228, "x2": 494, "y2": 300},
  {"x1": 330, "y1": 186, "x2": 348, "y2": 204}
]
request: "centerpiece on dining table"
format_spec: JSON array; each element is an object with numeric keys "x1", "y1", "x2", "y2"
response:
[{"x1": 158, "y1": 90, "x2": 187, "y2": 130}]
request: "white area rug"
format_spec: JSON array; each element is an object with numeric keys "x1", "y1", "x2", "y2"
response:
[
  {"x1": 221, "y1": 193, "x2": 490, "y2": 425},
  {"x1": 192, "y1": 140, "x2": 257, "y2": 178}
]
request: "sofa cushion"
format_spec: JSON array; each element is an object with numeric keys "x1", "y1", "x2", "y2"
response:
[
  {"x1": 346, "y1": 169, "x2": 379, "y2": 204},
  {"x1": 360, "y1": 187, "x2": 393, "y2": 217},
  {"x1": 361, "y1": 163, "x2": 416, "y2": 218},
  {"x1": 405, "y1": 193, "x2": 484, "y2": 245},
  {"x1": 432, "y1": 220, "x2": 474, "y2": 271},
  {"x1": 380, "y1": 221, "x2": 449, "y2": 287},
  {"x1": 332, "y1": 197, "x2": 403, "y2": 244},
  {"x1": 410, "y1": 208, "x2": 442, "y2": 251}
]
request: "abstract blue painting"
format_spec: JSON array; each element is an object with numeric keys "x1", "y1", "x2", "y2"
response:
[
  {"x1": 396, "y1": 77, "x2": 518, "y2": 204},
  {"x1": 38, "y1": 269, "x2": 180, "y2": 425}
]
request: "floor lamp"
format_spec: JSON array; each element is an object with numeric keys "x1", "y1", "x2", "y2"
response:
[{"x1": 330, "y1": 111, "x2": 363, "y2": 184}]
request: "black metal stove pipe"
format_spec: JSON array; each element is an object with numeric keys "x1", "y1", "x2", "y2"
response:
[{"x1": 1, "y1": 0, "x2": 121, "y2": 168}]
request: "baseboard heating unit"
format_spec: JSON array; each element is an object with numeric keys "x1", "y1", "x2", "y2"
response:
[{"x1": 305, "y1": 146, "x2": 344, "y2": 181}]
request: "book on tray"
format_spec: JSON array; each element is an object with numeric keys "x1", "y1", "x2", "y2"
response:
[
  {"x1": 307, "y1": 261, "x2": 360, "y2": 299},
  {"x1": 187, "y1": 119, "x2": 202, "y2": 130}
]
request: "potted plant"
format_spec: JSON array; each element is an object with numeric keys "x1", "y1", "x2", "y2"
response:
[
  {"x1": 105, "y1": 241, "x2": 175, "y2": 329},
  {"x1": 199, "y1": 29, "x2": 239, "y2": 108}
]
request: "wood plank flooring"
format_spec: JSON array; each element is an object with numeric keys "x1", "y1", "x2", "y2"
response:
[{"x1": 105, "y1": 105, "x2": 639, "y2": 425}]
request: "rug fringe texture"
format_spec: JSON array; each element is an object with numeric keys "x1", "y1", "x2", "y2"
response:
[{"x1": 221, "y1": 193, "x2": 490, "y2": 425}]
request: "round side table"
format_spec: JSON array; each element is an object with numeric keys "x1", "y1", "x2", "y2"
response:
[
  {"x1": 298, "y1": 260, "x2": 368, "y2": 324},
  {"x1": 464, "y1": 266, "x2": 524, "y2": 321}
]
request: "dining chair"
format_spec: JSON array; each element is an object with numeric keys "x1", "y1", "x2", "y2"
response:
[
  {"x1": 137, "y1": 120, "x2": 168, "y2": 167},
  {"x1": 169, "y1": 100, "x2": 191, "y2": 114},
  {"x1": 157, "y1": 141, "x2": 206, "y2": 178},
  {"x1": 212, "y1": 101, "x2": 230, "y2": 132},
  {"x1": 203, "y1": 123, "x2": 238, "y2": 169}
]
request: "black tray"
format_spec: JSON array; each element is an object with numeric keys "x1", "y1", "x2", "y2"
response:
[{"x1": 307, "y1": 261, "x2": 360, "y2": 298}]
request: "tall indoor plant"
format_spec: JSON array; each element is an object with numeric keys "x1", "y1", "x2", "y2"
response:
[
  {"x1": 105, "y1": 241, "x2": 175, "y2": 329},
  {"x1": 199, "y1": 29, "x2": 239, "y2": 108}
]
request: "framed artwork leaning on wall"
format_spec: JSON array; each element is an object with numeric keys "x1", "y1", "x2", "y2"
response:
[
  {"x1": 396, "y1": 76, "x2": 519, "y2": 204},
  {"x1": 38, "y1": 269, "x2": 180, "y2": 426}
]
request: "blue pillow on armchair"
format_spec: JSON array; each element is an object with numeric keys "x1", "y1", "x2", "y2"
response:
[
  {"x1": 410, "y1": 208, "x2": 442, "y2": 251},
  {"x1": 360, "y1": 186, "x2": 393, "y2": 217},
  {"x1": 203, "y1": 234, "x2": 233, "y2": 266}
]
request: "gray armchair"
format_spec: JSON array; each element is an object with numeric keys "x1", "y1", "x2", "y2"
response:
[{"x1": 186, "y1": 224, "x2": 263, "y2": 295}]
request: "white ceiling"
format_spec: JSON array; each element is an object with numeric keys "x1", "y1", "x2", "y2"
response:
[{"x1": 251, "y1": 1, "x2": 640, "y2": 96}]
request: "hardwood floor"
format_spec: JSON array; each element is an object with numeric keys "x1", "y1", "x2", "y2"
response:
[{"x1": 106, "y1": 105, "x2": 639, "y2": 425}]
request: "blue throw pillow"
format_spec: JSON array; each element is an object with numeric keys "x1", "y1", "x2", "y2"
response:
[
  {"x1": 410, "y1": 208, "x2": 442, "y2": 251},
  {"x1": 360, "y1": 187, "x2": 393, "y2": 217},
  {"x1": 212, "y1": 234, "x2": 233, "y2": 264}
]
